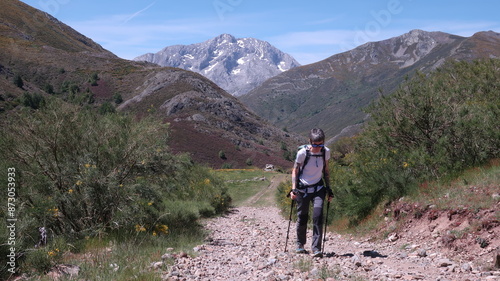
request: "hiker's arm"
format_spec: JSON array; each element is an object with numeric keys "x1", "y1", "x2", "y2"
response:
[
  {"x1": 324, "y1": 159, "x2": 333, "y2": 200},
  {"x1": 291, "y1": 162, "x2": 300, "y2": 190},
  {"x1": 323, "y1": 164, "x2": 330, "y2": 187},
  {"x1": 290, "y1": 162, "x2": 300, "y2": 199}
]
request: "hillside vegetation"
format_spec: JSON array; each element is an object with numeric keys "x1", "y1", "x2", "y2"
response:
[
  {"x1": 0, "y1": 0, "x2": 305, "y2": 171},
  {"x1": 0, "y1": 59, "x2": 498, "y2": 279},
  {"x1": 332, "y1": 58, "x2": 499, "y2": 223},
  {"x1": 277, "y1": 58, "x2": 499, "y2": 225},
  {"x1": 0, "y1": 99, "x2": 231, "y2": 279}
]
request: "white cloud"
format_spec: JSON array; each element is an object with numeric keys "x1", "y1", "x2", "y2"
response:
[
  {"x1": 290, "y1": 51, "x2": 336, "y2": 65},
  {"x1": 122, "y1": 2, "x2": 156, "y2": 24},
  {"x1": 305, "y1": 17, "x2": 343, "y2": 26}
]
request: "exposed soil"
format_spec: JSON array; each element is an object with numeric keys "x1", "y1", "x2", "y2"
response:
[{"x1": 382, "y1": 200, "x2": 500, "y2": 275}]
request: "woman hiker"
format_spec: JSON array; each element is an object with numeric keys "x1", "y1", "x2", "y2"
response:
[{"x1": 290, "y1": 128, "x2": 333, "y2": 257}]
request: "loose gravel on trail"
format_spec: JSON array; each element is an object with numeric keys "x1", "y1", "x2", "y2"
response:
[{"x1": 161, "y1": 206, "x2": 500, "y2": 281}]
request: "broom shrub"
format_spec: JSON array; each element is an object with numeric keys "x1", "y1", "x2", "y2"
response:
[{"x1": 0, "y1": 98, "x2": 230, "y2": 277}]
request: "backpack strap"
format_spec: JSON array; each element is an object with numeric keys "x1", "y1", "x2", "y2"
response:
[
  {"x1": 321, "y1": 147, "x2": 326, "y2": 175},
  {"x1": 301, "y1": 149, "x2": 311, "y2": 173}
]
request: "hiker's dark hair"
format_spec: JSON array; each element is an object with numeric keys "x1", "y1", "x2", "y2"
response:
[{"x1": 309, "y1": 128, "x2": 325, "y2": 143}]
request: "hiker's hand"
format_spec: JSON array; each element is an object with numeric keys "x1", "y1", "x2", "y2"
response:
[
  {"x1": 326, "y1": 186, "x2": 334, "y2": 202},
  {"x1": 290, "y1": 191, "x2": 297, "y2": 200}
]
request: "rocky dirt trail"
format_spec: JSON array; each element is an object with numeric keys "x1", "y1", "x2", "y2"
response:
[{"x1": 160, "y1": 176, "x2": 500, "y2": 281}]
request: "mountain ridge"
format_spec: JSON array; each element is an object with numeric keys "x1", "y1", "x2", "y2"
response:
[
  {"x1": 0, "y1": 0, "x2": 112, "y2": 55},
  {"x1": 239, "y1": 29, "x2": 500, "y2": 139},
  {"x1": 134, "y1": 33, "x2": 301, "y2": 96},
  {"x1": 0, "y1": 0, "x2": 304, "y2": 169}
]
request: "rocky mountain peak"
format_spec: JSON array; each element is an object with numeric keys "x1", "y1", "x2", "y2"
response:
[
  {"x1": 213, "y1": 33, "x2": 237, "y2": 43},
  {"x1": 348, "y1": 29, "x2": 461, "y2": 69},
  {"x1": 134, "y1": 34, "x2": 300, "y2": 96}
]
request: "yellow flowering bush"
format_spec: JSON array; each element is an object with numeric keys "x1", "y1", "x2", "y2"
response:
[
  {"x1": 1, "y1": 98, "x2": 231, "y2": 276},
  {"x1": 135, "y1": 224, "x2": 146, "y2": 232}
]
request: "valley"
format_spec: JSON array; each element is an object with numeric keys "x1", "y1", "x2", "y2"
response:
[{"x1": 0, "y1": 1, "x2": 499, "y2": 280}]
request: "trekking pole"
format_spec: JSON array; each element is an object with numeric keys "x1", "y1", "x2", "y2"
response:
[
  {"x1": 322, "y1": 199, "x2": 330, "y2": 253},
  {"x1": 284, "y1": 198, "x2": 295, "y2": 252}
]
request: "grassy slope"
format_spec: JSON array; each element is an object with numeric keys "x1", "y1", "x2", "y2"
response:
[{"x1": 214, "y1": 169, "x2": 286, "y2": 207}]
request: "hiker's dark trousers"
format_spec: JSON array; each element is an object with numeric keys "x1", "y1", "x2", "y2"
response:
[{"x1": 295, "y1": 187, "x2": 326, "y2": 252}]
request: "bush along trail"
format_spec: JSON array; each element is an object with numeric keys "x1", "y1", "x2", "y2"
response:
[{"x1": 153, "y1": 172, "x2": 500, "y2": 281}]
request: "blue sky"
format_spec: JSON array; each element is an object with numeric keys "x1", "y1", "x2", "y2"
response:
[{"x1": 20, "y1": 0, "x2": 500, "y2": 65}]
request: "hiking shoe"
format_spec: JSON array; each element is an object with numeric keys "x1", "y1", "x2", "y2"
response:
[
  {"x1": 312, "y1": 251, "x2": 323, "y2": 258},
  {"x1": 296, "y1": 247, "x2": 306, "y2": 254}
]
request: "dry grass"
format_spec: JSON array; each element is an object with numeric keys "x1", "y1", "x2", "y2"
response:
[{"x1": 415, "y1": 159, "x2": 500, "y2": 210}]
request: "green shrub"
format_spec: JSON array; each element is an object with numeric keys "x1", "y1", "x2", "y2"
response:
[
  {"x1": 280, "y1": 141, "x2": 288, "y2": 150},
  {"x1": 0, "y1": 100, "x2": 174, "y2": 234},
  {"x1": 218, "y1": 150, "x2": 226, "y2": 159},
  {"x1": 161, "y1": 201, "x2": 202, "y2": 228},
  {"x1": 89, "y1": 72, "x2": 99, "y2": 86},
  {"x1": 246, "y1": 158, "x2": 253, "y2": 166},
  {"x1": 0, "y1": 98, "x2": 230, "y2": 275},
  {"x1": 368, "y1": 59, "x2": 500, "y2": 173},
  {"x1": 44, "y1": 84, "x2": 55, "y2": 95},
  {"x1": 330, "y1": 59, "x2": 500, "y2": 224},
  {"x1": 99, "y1": 101, "x2": 116, "y2": 114},
  {"x1": 113, "y1": 93, "x2": 123, "y2": 104},
  {"x1": 13, "y1": 74, "x2": 23, "y2": 88},
  {"x1": 283, "y1": 150, "x2": 293, "y2": 161},
  {"x1": 20, "y1": 92, "x2": 46, "y2": 109},
  {"x1": 275, "y1": 180, "x2": 293, "y2": 218},
  {"x1": 20, "y1": 248, "x2": 52, "y2": 274}
]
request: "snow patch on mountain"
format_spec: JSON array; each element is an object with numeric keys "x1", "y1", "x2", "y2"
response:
[{"x1": 134, "y1": 34, "x2": 300, "y2": 96}]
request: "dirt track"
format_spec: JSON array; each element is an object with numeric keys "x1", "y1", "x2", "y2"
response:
[{"x1": 162, "y1": 175, "x2": 500, "y2": 280}]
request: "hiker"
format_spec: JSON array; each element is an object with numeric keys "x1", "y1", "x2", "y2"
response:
[{"x1": 290, "y1": 128, "x2": 333, "y2": 257}]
